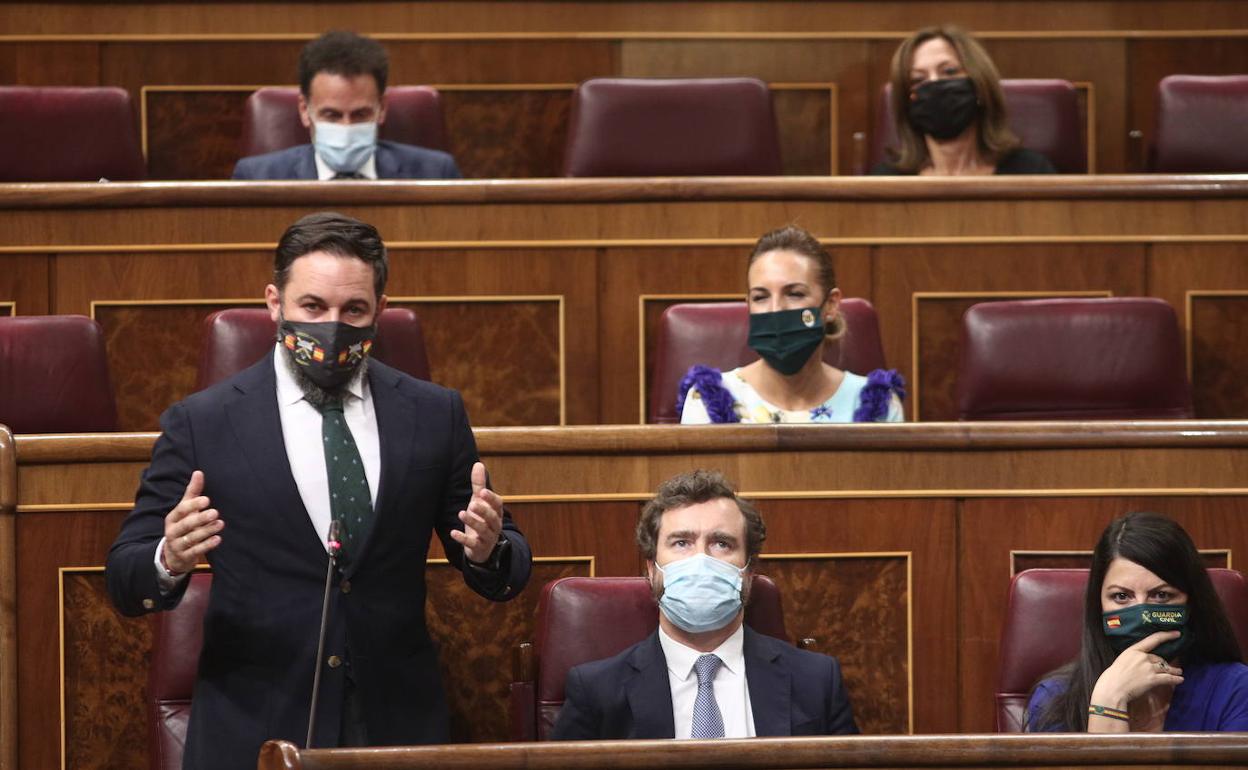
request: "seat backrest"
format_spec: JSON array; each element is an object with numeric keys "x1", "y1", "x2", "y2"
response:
[
  {"x1": 1150, "y1": 74, "x2": 1248, "y2": 173},
  {"x1": 648, "y1": 299, "x2": 887, "y2": 423},
  {"x1": 869, "y1": 79, "x2": 1086, "y2": 173},
  {"x1": 563, "y1": 78, "x2": 782, "y2": 177},
  {"x1": 147, "y1": 572, "x2": 212, "y2": 770},
  {"x1": 532, "y1": 575, "x2": 789, "y2": 739},
  {"x1": 955, "y1": 297, "x2": 1193, "y2": 421},
  {"x1": 996, "y1": 567, "x2": 1248, "y2": 732},
  {"x1": 0, "y1": 315, "x2": 118, "y2": 432},
  {"x1": 195, "y1": 308, "x2": 431, "y2": 390},
  {"x1": 0, "y1": 86, "x2": 145, "y2": 181},
  {"x1": 240, "y1": 86, "x2": 450, "y2": 157}
]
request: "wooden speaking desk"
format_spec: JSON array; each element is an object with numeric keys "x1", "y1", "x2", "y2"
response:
[
  {"x1": 3, "y1": 176, "x2": 1248, "y2": 432},
  {"x1": 257, "y1": 734, "x2": 1248, "y2": 770},
  {"x1": 4, "y1": 421, "x2": 1248, "y2": 770}
]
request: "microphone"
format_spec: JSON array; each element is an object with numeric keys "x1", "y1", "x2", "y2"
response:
[{"x1": 306, "y1": 519, "x2": 342, "y2": 748}]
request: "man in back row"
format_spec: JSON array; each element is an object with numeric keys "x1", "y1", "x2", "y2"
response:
[
  {"x1": 552, "y1": 469, "x2": 858, "y2": 739},
  {"x1": 233, "y1": 31, "x2": 461, "y2": 180}
]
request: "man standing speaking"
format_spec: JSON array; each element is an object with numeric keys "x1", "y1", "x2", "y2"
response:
[{"x1": 106, "y1": 212, "x2": 531, "y2": 769}]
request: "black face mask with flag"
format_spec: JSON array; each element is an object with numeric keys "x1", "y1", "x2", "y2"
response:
[
  {"x1": 278, "y1": 318, "x2": 375, "y2": 390},
  {"x1": 1102, "y1": 603, "x2": 1191, "y2": 660}
]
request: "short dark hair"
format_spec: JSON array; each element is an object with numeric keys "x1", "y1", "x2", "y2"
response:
[
  {"x1": 748, "y1": 224, "x2": 845, "y2": 338},
  {"x1": 636, "y1": 470, "x2": 766, "y2": 564},
  {"x1": 274, "y1": 212, "x2": 388, "y2": 298},
  {"x1": 298, "y1": 30, "x2": 389, "y2": 97},
  {"x1": 1030, "y1": 512, "x2": 1243, "y2": 731}
]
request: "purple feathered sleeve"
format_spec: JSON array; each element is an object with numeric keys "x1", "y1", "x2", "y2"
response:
[
  {"x1": 676, "y1": 365, "x2": 740, "y2": 423},
  {"x1": 853, "y1": 369, "x2": 906, "y2": 423}
]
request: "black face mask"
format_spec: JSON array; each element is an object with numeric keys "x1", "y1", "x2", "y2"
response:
[
  {"x1": 748, "y1": 306, "x2": 825, "y2": 376},
  {"x1": 278, "y1": 318, "x2": 375, "y2": 390},
  {"x1": 907, "y1": 77, "x2": 980, "y2": 141}
]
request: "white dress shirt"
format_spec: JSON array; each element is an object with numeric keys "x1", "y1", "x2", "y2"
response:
[
  {"x1": 314, "y1": 149, "x2": 378, "y2": 180},
  {"x1": 155, "y1": 346, "x2": 381, "y2": 587},
  {"x1": 658, "y1": 623, "x2": 756, "y2": 739}
]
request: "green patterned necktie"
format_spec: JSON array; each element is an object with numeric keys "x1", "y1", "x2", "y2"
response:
[{"x1": 316, "y1": 397, "x2": 374, "y2": 563}]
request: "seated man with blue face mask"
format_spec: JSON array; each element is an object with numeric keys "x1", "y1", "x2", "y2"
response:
[
  {"x1": 552, "y1": 469, "x2": 858, "y2": 740},
  {"x1": 232, "y1": 30, "x2": 461, "y2": 181}
]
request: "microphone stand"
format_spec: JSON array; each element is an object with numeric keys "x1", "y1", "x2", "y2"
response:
[{"x1": 306, "y1": 519, "x2": 341, "y2": 748}]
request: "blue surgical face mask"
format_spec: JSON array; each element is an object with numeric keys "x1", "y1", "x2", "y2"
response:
[
  {"x1": 312, "y1": 120, "x2": 378, "y2": 173},
  {"x1": 655, "y1": 553, "x2": 747, "y2": 634}
]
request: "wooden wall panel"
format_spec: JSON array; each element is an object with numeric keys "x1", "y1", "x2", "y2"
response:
[
  {"x1": 442, "y1": 90, "x2": 571, "y2": 179},
  {"x1": 0, "y1": 254, "x2": 51, "y2": 316},
  {"x1": 1149, "y1": 242, "x2": 1248, "y2": 419},
  {"x1": 145, "y1": 90, "x2": 247, "y2": 180},
  {"x1": 426, "y1": 558, "x2": 591, "y2": 743},
  {"x1": 1011, "y1": 550, "x2": 1229, "y2": 573},
  {"x1": 873, "y1": 244, "x2": 1148, "y2": 420},
  {"x1": 0, "y1": 42, "x2": 101, "y2": 86},
  {"x1": 94, "y1": 302, "x2": 258, "y2": 431},
  {"x1": 62, "y1": 570, "x2": 149, "y2": 770},
  {"x1": 392, "y1": 298, "x2": 564, "y2": 426},
  {"x1": 5, "y1": 2, "x2": 1248, "y2": 35},
  {"x1": 958, "y1": 495, "x2": 1248, "y2": 733},
  {"x1": 761, "y1": 555, "x2": 909, "y2": 735},
  {"x1": 1188, "y1": 294, "x2": 1248, "y2": 419},
  {"x1": 16, "y1": 509, "x2": 128, "y2": 770},
  {"x1": 756, "y1": 496, "x2": 958, "y2": 734}
]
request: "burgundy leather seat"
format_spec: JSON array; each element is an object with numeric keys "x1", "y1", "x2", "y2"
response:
[
  {"x1": 996, "y1": 567, "x2": 1248, "y2": 732},
  {"x1": 955, "y1": 298, "x2": 1193, "y2": 421},
  {"x1": 0, "y1": 315, "x2": 118, "y2": 433},
  {"x1": 510, "y1": 575, "x2": 791, "y2": 740},
  {"x1": 869, "y1": 79, "x2": 1086, "y2": 173},
  {"x1": 649, "y1": 299, "x2": 887, "y2": 423},
  {"x1": 563, "y1": 78, "x2": 782, "y2": 177},
  {"x1": 239, "y1": 86, "x2": 450, "y2": 157},
  {"x1": 148, "y1": 572, "x2": 212, "y2": 770},
  {"x1": 195, "y1": 308, "x2": 431, "y2": 391},
  {"x1": 0, "y1": 86, "x2": 145, "y2": 181},
  {"x1": 1149, "y1": 75, "x2": 1248, "y2": 173}
]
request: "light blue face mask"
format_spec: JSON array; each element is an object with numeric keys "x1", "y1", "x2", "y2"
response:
[
  {"x1": 312, "y1": 120, "x2": 378, "y2": 173},
  {"x1": 655, "y1": 553, "x2": 747, "y2": 634}
]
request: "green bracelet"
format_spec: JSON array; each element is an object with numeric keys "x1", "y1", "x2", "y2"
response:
[{"x1": 1088, "y1": 704, "x2": 1130, "y2": 721}]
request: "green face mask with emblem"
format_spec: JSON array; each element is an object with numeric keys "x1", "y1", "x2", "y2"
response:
[
  {"x1": 1102, "y1": 603, "x2": 1190, "y2": 659},
  {"x1": 748, "y1": 305, "x2": 825, "y2": 376}
]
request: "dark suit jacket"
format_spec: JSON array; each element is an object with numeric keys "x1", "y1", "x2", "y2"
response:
[
  {"x1": 106, "y1": 354, "x2": 530, "y2": 770},
  {"x1": 231, "y1": 140, "x2": 461, "y2": 180},
  {"x1": 551, "y1": 626, "x2": 858, "y2": 739}
]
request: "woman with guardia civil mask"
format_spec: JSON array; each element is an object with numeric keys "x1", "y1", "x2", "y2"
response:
[
  {"x1": 1026, "y1": 512, "x2": 1248, "y2": 732},
  {"x1": 870, "y1": 25, "x2": 1056, "y2": 176},
  {"x1": 678, "y1": 225, "x2": 904, "y2": 424}
]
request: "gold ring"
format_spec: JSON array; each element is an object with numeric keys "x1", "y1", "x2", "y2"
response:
[{"x1": 181, "y1": 535, "x2": 190, "y2": 548}]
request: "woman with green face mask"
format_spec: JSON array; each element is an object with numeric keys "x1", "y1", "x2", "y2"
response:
[
  {"x1": 1026, "y1": 512, "x2": 1248, "y2": 732},
  {"x1": 677, "y1": 225, "x2": 905, "y2": 424}
]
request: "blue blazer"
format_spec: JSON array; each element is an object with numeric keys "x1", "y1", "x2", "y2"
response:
[
  {"x1": 106, "y1": 353, "x2": 529, "y2": 770},
  {"x1": 551, "y1": 626, "x2": 859, "y2": 739},
  {"x1": 231, "y1": 140, "x2": 462, "y2": 180}
]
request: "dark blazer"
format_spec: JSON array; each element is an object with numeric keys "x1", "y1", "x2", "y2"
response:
[
  {"x1": 106, "y1": 353, "x2": 530, "y2": 770},
  {"x1": 551, "y1": 626, "x2": 858, "y2": 740},
  {"x1": 231, "y1": 140, "x2": 462, "y2": 180}
]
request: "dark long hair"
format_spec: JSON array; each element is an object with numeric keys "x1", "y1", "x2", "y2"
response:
[{"x1": 1029, "y1": 512, "x2": 1243, "y2": 731}]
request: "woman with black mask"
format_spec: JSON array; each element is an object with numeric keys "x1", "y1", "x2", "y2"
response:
[
  {"x1": 677, "y1": 225, "x2": 904, "y2": 424},
  {"x1": 1026, "y1": 512, "x2": 1248, "y2": 732},
  {"x1": 870, "y1": 26, "x2": 1056, "y2": 176}
]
